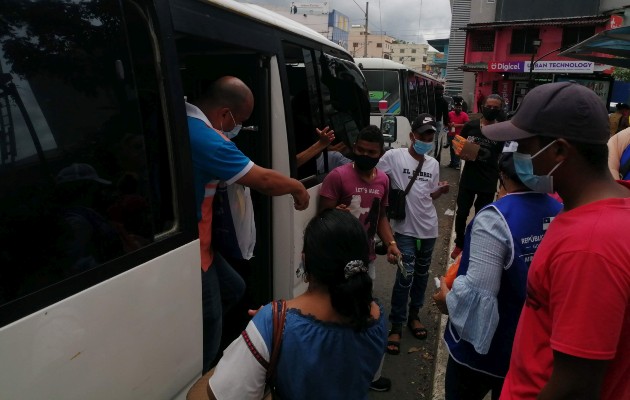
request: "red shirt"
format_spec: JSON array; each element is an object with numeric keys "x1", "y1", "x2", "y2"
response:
[
  {"x1": 448, "y1": 110, "x2": 469, "y2": 137},
  {"x1": 501, "y1": 181, "x2": 630, "y2": 399}
]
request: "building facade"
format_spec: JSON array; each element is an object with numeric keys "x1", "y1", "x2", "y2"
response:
[
  {"x1": 460, "y1": 0, "x2": 630, "y2": 112},
  {"x1": 260, "y1": 3, "x2": 350, "y2": 50},
  {"x1": 427, "y1": 38, "x2": 449, "y2": 80},
  {"x1": 348, "y1": 25, "x2": 394, "y2": 59},
  {"x1": 390, "y1": 42, "x2": 428, "y2": 71}
]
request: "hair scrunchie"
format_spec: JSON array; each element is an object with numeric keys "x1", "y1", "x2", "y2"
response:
[{"x1": 344, "y1": 260, "x2": 368, "y2": 279}]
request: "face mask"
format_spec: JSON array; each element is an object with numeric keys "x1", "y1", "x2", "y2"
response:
[
  {"x1": 513, "y1": 140, "x2": 564, "y2": 193},
  {"x1": 413, "y1": 139, "x2": 434, "y2": 155},
  {"x1": 482, "y1": 107, "x2": 501, "y2": 121},
  {"x1": 223, "y1": 110, "x2": 242, "y2": 139},
  {"x1": 354, "y1": 154, "x2": 379, "y2": 171},
  {"x1": 225, "y1": 125, "x2": 242, "y2": 139}
]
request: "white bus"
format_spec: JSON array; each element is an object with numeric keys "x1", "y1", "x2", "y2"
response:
[
  {"x1": 355, "y1": 58, "x2": 447, "y2": 161},
  {"x1": 0, "y1": 0, "x2": 369, "y2": 398}
]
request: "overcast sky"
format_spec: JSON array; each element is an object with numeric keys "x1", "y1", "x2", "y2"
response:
[{"x1": 241, "y1": 0, "x2": 453, "y2": 43}]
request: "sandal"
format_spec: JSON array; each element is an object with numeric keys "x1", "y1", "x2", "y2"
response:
[
  {"x1": 386, "y1": 324, "x2": 402, "y2": 355},
  {"x1": 407, "y1": 317, "x2": 428, "y2": 340}
]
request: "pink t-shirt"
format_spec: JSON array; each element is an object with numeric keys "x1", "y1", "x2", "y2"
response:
[
  {"x1": 500, "y1": 182, "x2": 630, "y2": 399},
  {"x1": 319, "y1": 163, "x2": 389, "y2": 261},
  {"x1": 448, "y1": 110, "x2": 470, "y2": 137}
]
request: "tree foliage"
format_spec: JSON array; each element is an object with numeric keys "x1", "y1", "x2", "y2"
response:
[{"x1": 613, "y1": 67, "x2": 630, "y2": 82}]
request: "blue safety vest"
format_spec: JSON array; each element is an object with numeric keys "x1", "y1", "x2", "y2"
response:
[{"x1": 444, "y1": 192, "x2": 562, "y2": 377}]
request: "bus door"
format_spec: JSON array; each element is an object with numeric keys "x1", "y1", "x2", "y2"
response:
[{"x1": 280, "y1": 43, "x2": 369, "y2": 299}]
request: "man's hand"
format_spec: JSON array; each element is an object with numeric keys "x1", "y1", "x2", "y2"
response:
[
  {"x1": 432, "y1": 277, "x2": 450, "y2": 315},
  {"x1": 335, "y1": 203, "x2": 350, "y2": 212},
  {"x1": 316, "y1": 126, "x2": 335, "y2": 146},
  {"x1": 292, "y1": 184, "x2": 310, "y2": 210},
  {"x1": 386, "y1": 243, "x2": 401, "y2": 265},
  {"x1": 437, "y1": 181, "x2": 450, "y2": 194}
]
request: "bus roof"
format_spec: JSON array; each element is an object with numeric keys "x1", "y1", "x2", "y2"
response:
[
  {"x1": 198, "y1": 0, "x2": 349, "y2": 55},
  {"x1": 355, "y1": 57, "x2": 442, "y2": 83}
]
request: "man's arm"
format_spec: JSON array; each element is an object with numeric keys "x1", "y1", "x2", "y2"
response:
[
  {"x1": 237, "y1": 165, "x2": 309, "y2": 210},
  {"x1": 318, "y1": 196, "x2": 340, "y2": 213},
  {"x1": 296, "y1": 127, "x2": 334, "y2": 167},
  {"x1": 376, "y1": 207, "x2": 400, "y2": 264},
  {"x1": 538, "y1": 351, "x2": 609, "y2": 400}
]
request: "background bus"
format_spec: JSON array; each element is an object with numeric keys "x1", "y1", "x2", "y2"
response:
[
  {"x1": 355, "y1": 58, "x2": 447, "y2": 161},
  {"x1": 0, "y1": 0, "x2": 368, "y2": 398}
]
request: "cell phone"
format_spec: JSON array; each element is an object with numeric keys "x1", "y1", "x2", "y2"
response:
[
  {"x1": 396, "y1": 255, "x2": 408, "y2": 279},
  {"x1": 434, "y1": 277, "x2": 441, "y2": 289}
]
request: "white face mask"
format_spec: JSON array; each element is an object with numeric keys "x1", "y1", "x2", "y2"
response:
[
  {"x1": 222, "y1": 110, "x2": 242, "y2": 139},
  {"x1": 513, "y1": 140, "x2": 564, "y2": 193}
]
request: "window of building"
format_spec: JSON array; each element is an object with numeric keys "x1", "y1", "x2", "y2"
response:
[
  {"x1": 399, "y1": 57, "x2": 404, "y2": 61},
  {"x1": 411, "y1": 57, "x2": 416, "y2": 62},
  {"x1": 470, "y1": 30, "x2": 495, "y2": 52},
  {"x1": 400, "y1": 49, "x2": 405, "y2": 53},
  {"x1": 412, "y1": 49, "x2": 417, "y2": 53},
  {"x1": 353, "y1": 42, "x2": 359, "y2": 48},
  {"x1": 562, "y1": 26, "x2": 596, "y2": 48},
  {"x1": 510, "y1": 29, "x2": 540, "y2": 54},
  {"x1": 377, "y1": 43, "x2": 382, "y2": 48}
]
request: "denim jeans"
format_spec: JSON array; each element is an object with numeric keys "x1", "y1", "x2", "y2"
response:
[
  {"x1": 201, "y1": 251, "x2": 246, "y2": 373},
  {"x1": 448, "y1": 135, "x2": 460, "y2": 167},
  {"x1": 389, "y1": 233, "x2": 437, "y2": 325}
]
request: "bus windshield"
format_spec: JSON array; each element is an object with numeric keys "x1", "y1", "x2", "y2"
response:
[{"x1": 362, "y1": 70, "x2": 401, "y2": 115}]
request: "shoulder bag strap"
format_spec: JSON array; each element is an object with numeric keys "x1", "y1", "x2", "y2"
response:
[
  {"x1": 619, "y1": 146, "x2": 630, "y2": 179},
  {"x1": 266, "y1": 299, "x2": 287, "y2": 382},
  {"x1": 403, "y1": 159, "x2": 424, "y2": 196}
]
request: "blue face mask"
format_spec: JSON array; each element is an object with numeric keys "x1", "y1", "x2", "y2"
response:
[
  {"x1": 413, "y1": 139, "x2": 434, "y2": 155},
  {"x1": 225, "y1": 125, "x2": 242, "y2": 139},
  {"x1": 513, "y1": 140, "x2": 564, "y2": 193},
  {"x1": 223, "y1": 110, "x2": 242, "y2": 139}
]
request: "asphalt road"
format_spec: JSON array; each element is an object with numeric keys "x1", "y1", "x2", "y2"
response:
[{"x1": 370, "y1": 146, "x2": 461, "y2": 400}]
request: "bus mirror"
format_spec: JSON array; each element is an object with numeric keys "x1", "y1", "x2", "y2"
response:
[{"x1": 381, "y1": 116, "x2": 397, "y2": 143}]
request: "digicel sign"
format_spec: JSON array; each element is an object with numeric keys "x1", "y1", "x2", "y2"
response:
[{"x1": 488, "y1": 61, "x2": 525, "y2": 72}]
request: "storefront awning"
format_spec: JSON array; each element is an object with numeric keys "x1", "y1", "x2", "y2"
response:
[{"x1": 558, "y1": 26, "x2": 630, "y2": 68}]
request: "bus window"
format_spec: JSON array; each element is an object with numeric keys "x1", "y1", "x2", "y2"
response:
[
  {"x1": 0, "y1": 0, "x2": 175, "y2": 313},
  {"x1": 363, "y1": 70, "x2": 402, "y2": 115},
  {"x1": 318, "y1": 53, "x2": 369, "y2": 147}
]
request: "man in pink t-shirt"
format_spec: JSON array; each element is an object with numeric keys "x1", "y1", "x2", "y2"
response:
[
  {"x1": 447, "y1": 98, "x2": 469, "y2": 169},
  {"x1": 483, "y1": 82, "x2": 630, "y2": 400}
]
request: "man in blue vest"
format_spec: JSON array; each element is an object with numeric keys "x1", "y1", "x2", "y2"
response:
[{"x1": 433, "y1": 152, "x2": 562, "y2": 399}]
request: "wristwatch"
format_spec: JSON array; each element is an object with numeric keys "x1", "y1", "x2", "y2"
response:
[{"x1": 388, "y1": 240, "x2": 397, "y2": 247}]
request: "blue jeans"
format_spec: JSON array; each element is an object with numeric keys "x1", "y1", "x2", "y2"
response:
[
  {"x1": 389, "y1": 233, "x2": 436, "y2": 325},
  {"x1": 201, "y1": 252, "x2": 246, "y2": 373}
]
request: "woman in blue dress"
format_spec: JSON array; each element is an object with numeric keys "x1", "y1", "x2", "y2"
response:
[{"x1": 207, "y1": 209, "x2": 387, "y2": 399}]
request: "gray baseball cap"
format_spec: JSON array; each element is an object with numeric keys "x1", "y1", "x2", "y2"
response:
[
  {"x1": 56, "y1": 163, "x2": 111, "y2": 185},
  {"x1": 483, "y1": 82, "x2": 609, "y2": 144}
]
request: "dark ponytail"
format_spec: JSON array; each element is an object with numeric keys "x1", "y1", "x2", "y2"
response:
[{"x1": 303, "y1": 210, "x2": 373, "y2": 331}]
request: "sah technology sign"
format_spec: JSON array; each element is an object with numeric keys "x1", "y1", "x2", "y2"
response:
[{"x1": 488, "y1": 61, "x2": 594, "y2": 73}]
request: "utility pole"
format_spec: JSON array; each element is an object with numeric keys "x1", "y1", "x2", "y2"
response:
[{"x1": 363, "y1": 2, "x2": 368, "y2": 57}]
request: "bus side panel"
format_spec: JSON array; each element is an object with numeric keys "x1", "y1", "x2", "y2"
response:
[{"x1": 0, "y1": 242, "x2": 201, "y2": 400}]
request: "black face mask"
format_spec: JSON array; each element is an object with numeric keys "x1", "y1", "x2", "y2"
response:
[
  {"x1": 482, "y1": 107, "x2": 501, "y2": 121},
  {"x1": 353, "y1": 154, "x2": 379, "y2": 171}
]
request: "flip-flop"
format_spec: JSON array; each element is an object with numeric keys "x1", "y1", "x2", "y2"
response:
[{"x1": 407, "y1": 318, "x2": 428, "y2": 340}]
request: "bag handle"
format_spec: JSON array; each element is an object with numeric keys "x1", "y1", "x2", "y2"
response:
[
  {"x1": 266, "y1": 299, "x2": 287, "y2": 382},
  {"x1": 403, "y1": 158, "x2": 424, "y2": 196}
]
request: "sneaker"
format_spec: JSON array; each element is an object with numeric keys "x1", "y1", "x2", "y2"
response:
[
  {"x1": 450, "y1": 246, "x2": 462, "y2": 260},
  {"x1": 369, "y1": 377, "x2": 392, "y2": 392}
]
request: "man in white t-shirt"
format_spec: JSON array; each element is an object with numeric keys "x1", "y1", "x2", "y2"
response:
[{"x1": 377, "y1": 113, "x2": 450, "y2": 355}]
